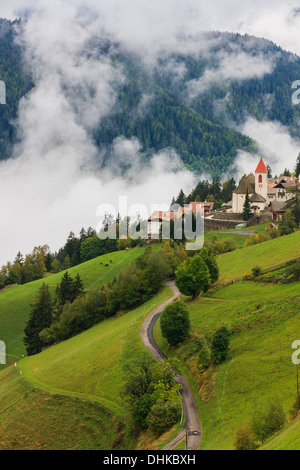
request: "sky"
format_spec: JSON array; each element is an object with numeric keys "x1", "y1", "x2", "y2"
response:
[{"x1": 0, "y1": 0, "x2": 300, "y2": 263}]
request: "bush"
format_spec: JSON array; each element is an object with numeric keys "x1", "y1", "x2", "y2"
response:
[
  {"x1": 290, "y1": 395, "x2": 300, "y2": 418},
  {"x1": 234, "y1": 426, "x2": 257, "y2": 451},
  {"x1": 252, "y1": 266, "x2": 262, "y2": 277},
  {"x1": 211, "y1": 327, "x2": 230, "y2": 364},
  {"x1": 197, "y1": 337, "x2": 211, "y2": 371},
  {"x1": 132, "y1": 395, "x2": 154, "y2": 430},
  {"x1": 147, "y1": 398, "x2": 182, "y2": 435},
  {"x1": 252, "y1": 398, "x2": 286, "y2": 442},
  {"x1": 160, "y1": 300, "x2": 191, "y2": 346}
]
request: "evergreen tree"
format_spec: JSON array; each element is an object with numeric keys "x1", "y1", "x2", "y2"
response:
[
  {"x1": 295, "y1": 153, "x2": 300, "y2": 178},
  {"x1": 24, "y1": 283, "x2": 53, "y2": 355},
  {"x1": 242, "y1": 190, "x2": 252, "y2": 221},
  {"x1": 175, "y1": 190, "x2": 187, "y2": 207},
  {"x1": 73, "y1": 273, "x2": 85, "y2": 299},
  {"x1": 284, "y1": 183, "x2": 300, "y2": 225},
  {"x1": 267, "y1": 165, "x2": 272, "y2": 178},
  {"x1": 59, "y1": 272, "x2": 75, "y2": 305}
]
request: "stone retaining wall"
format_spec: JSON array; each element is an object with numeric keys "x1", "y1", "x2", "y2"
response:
[
  {"x1": 212, "y1": 212, "x2": 244, "y2": 221},
  {"x1": 204, "y1": 219, "x2": 240, "y2": 231}
]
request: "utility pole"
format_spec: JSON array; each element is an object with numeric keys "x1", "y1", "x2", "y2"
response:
[{"x1": 297, "y1": 364, "x2": 299, "y2": 399}]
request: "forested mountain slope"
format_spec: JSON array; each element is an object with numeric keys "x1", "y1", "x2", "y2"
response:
[{"x1": 0, "y1": 21, "x2": 300, "y2": 175}]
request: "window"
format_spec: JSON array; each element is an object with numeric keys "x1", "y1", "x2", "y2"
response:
[{"x1": 259, "y1": 175, "x2": 262, "y2": 183}]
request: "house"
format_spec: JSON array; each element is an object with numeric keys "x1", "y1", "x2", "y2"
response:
[
  {"x1": 147, "y1": 202, "x2": 214, "y2": 239},
  {"x1": 269, "y1": 201, "x2": 288, "y2": 222}
]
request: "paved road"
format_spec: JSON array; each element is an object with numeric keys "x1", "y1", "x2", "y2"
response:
[{"x1": 140, "y1": 281, "x2": 202, "y2": 451}]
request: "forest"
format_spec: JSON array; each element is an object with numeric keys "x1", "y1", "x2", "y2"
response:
[{"x1": 1, "y1": 21, "x2": 300, "y2": 175}]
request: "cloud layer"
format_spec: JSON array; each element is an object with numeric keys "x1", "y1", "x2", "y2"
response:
[{"x1": 0, "y1": 0, "x2": 299, "y2": 263}]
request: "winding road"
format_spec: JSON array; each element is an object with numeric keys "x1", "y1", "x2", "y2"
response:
[{"x1": 140, "y1": 281, "x2": 202, "y2": 451}]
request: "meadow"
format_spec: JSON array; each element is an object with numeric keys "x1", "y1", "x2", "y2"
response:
[
  {"x1": 154, "y1": 231, "x2": 300, "y2": 449},
  {"x1": 0, "y1": 247, "x2": 146, "y2": 366}
]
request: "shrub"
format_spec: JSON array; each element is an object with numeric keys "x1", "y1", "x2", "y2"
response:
[
  {"x1": 132, "y1": 395, "x2": 154, "y2": 430},
  {"x1": 289, "y1": 395, "x2": 300, "y2": 418},
  {"x1": 160, "y1": 300, "x2": 191, "y2": 346},
  {"x1": 234, "y1": 426, "x2": 257, "y2": 451},
  {"x1": 252, "y1": 398, "x2": 286, "y2": 442},
  {"x1": 197, "y1": 337, "x2": 211, "y2": 371},
  {"x1": 211, "y1": 327, "x2": 230, "y2": 364},
  {"x1": 147, "y1": 398, "x2": 182, "y2": 435},
  {"x1": 252, "y1": 266, "x2": 262, "y2": 277}
]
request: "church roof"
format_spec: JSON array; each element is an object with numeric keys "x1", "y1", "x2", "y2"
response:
[
  {"x1": 234, "y1": 174, "x2": 255, "y2": 195},
  {"x1": 255, "y1": 157, "x2": 268, "y2": 174},
  {"x1": 250, "y1": 193, "x2": 266, "y2": 203}
]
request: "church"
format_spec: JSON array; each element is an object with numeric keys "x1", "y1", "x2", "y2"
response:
[{"x1": 229, "y1": 157, "x2": 297, "y2": 215}]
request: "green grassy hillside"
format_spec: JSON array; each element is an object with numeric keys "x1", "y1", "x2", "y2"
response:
[
  {"x1": 0, "y1": 247, "x2": 146, "y2": 366},
  {"x1": 0, "y1": 286, "x2": 173, "y2": 449},
  {"x1": 0, "y1": 367, "x2": 127, "y2": 450},
  {"x1": 153, "y1": 232, "x2": 300, "y2": 450},
  {"x1": 260, "y1": 417, "x2": 300, "y2": 450},
  {"x1": 154, "y1": 280, "x2": 300, "y2": 449},
  {"x1": 217, "y1": 231, "x2": 300, "y2": 284}
]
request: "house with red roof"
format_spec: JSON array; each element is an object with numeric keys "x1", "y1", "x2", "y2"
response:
[{"x1": 147, "y1": 202, "x2": 213, "y2": 239}]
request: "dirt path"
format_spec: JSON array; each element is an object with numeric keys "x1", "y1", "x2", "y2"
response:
[{"x1": 140, "y1": 281, "x2": 202, "y2": 451}]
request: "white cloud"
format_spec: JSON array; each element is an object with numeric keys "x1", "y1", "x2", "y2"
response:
[
  {"x1": 0, "y1": 0, "x2": 300, "y2": 262},
  {"x1": 234, "y1": 117, "x2": 300, "y2": 178},
  {"x1": 2, "y1": 0, "x2": 300, "y2": 54},
  {"x1": 186, "y1": 51, "x2": 275, "y2": 98}
]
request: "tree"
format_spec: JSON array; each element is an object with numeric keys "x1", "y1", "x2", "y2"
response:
[
  {"x1": 24, "y1": 283, "x2": 53, "y2": 355},
  {"x1": 160, "y1": 300, "x2": 191, "y2": 346},
  {"x1": 175, "y1": 254, "x2": 210, "y2": 299},
  {"x1": 51, "y1": 258, "x2": 60, "y2": 273},
  {"x1": 267, "y1": 165, "x2": 272, "y2": 179},
  {"x1": 132, "y1": 395, "x2": 154, "y2": 430},
  {"x1": 234, "y1": 426, "x2": 257, "y2": 451},
  {"x1": 295, "y1": 153, "x2": 300, "y2": 178},
  {"x1": 284, "y1": 183, "x2": 300, "y2": 225},
  {"x1": 62, "y1": 255, "x2": 71, "y2": 270},
  {"x1": 121, "y1": 353, "x2": 157, "y2": 404},
  {"x1": 242, "y1": 189, "x2": 252, "y2": 221},
  {"x1": 221, "y1": 178, "x2": 236, "y2": 202},
  {"x1": 200, "y1": 248, "x2": 219, "y2": 284},
  {"x1": 147, "y1": 398, "x2": 182, "y2": 435},
  {"x1": 73, "y1": 273, "x2": 85, "y2": 299},
  {"x1": 211, "y1": 327, "x2": 230, "y2": 364},
  {"x1": 251, "y1": 398, "x2": 285, "y2": 443},
  {"x1": 278, "y1": 210, "x2": 297, "y2": 236},
  {"x1": 175, "y1": 189, "x2": 187, "y2": 207}
]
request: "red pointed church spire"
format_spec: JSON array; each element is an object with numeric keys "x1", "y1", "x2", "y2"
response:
[{"x1": 255, "y1": 157, "x2": 268, "y2": 174}]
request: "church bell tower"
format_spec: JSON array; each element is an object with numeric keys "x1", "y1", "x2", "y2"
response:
[{"x1": 255, "y1": 157, "x2": 268, "y2": 200}]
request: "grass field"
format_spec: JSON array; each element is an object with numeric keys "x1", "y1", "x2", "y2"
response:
[
  {"x1": 0, "y1": 280, "x2": 173, "y2": 449},
  {"x1": 0, "y1": 247, "x2": 146, "y2": 366},
  {"x1": 260, "y1": 417, "x2": 300, "y2": 450},
  {"x1": 204, "y1": 231, "x2": 249, "y2": 248},
  {"x1": 154, "y1": 278, "x2": 300, "y2": 450},
  {"x1": 0, "y1": 284, "x2": 173, "y2": 449},
  {"x1": 0, "y1": 367, "x2": 126, "y2": 450},
  {"x1": 217, "y1": 230, "x2": 300, "y2": 284}
]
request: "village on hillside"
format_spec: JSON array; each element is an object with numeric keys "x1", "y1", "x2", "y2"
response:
[{"x1": 148, "y1": 157, "x2": 298, "y2": 237}]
